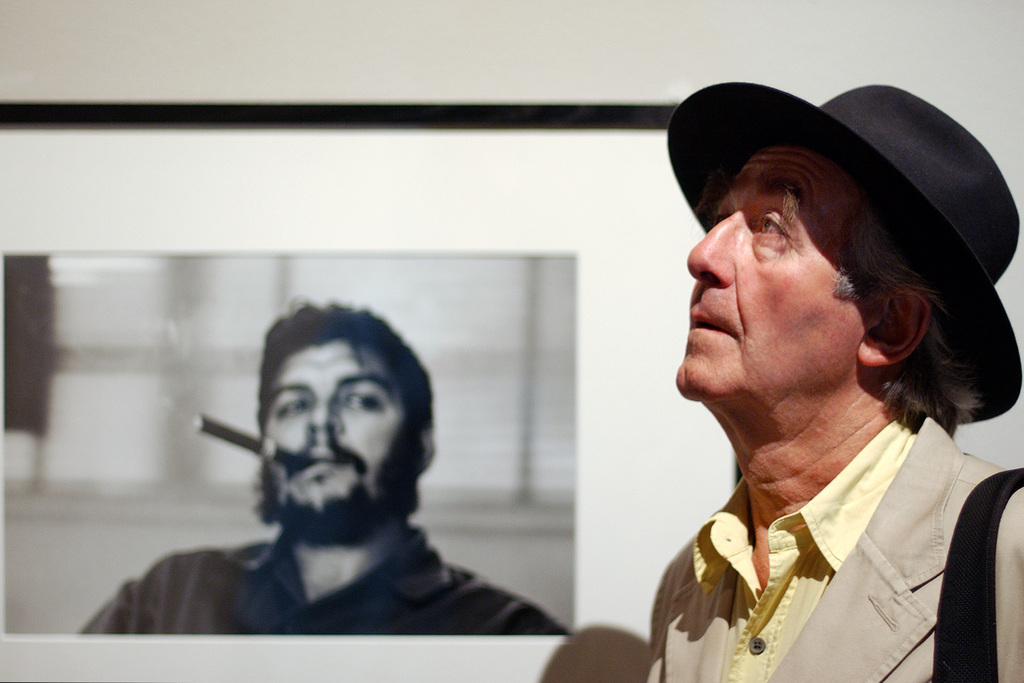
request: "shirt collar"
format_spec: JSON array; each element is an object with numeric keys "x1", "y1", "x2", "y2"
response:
[
  {"x1": 798, "y1": 420, "x2": 915, "y2": 569},
  {"x1": 693, "y1": 420, "x2": 915, "y2": 590},
  {"x1": 693, "y1": 479, "x2": 757, "y2": 594}
]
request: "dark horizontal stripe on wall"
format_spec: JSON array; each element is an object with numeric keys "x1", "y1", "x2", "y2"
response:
[{"x1": 0, "y1": 103, "x2": 676, "y2": 130}]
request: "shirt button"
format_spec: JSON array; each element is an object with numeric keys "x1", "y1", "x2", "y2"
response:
[{"x1": 749, "y1": 637, "x2": 766, "y2": 655}]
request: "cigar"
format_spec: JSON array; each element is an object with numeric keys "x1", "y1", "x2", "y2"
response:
[{"x1": 195, "y1": 414, "x2": 310, "y2": 470}]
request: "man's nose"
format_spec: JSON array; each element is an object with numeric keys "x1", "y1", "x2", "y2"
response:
[
  {"x1": 307, "y1": 405, "x2": 340, "y2": 457},
  {"x1": 687, "y1": 213, "x2": 738, "y2": 288},
  {"x1": 307, "y1": 423, "x2": 329, "y2": 455}
]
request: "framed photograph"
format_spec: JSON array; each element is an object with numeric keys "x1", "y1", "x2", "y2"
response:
[{"x1": 1, "y1": 105, "x2": 735, "y2": 682}]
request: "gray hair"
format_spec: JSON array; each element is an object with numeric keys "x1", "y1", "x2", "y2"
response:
[{"x1": 834, "y1": 198, "x2": 980, "y2": 434}]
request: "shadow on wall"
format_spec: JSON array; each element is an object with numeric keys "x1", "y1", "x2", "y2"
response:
[{"x1": 539, "y1": 625, "x2": 650, "y2": 683}]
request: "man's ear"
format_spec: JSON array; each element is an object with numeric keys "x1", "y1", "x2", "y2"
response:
[
  {"x1": 417, "y1": 427, "x2": 435, "y2": 475},
  {"x1": 859, "y1": 291, "x2": 932, "y2": 367}
]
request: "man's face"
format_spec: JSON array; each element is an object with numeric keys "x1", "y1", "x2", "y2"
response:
[
  {"x1": 263, "y1": 339, "x2": 407, "y2": 544},
  {"x1": 677, "y1": 145, "x2": 870, "y2": 420}
]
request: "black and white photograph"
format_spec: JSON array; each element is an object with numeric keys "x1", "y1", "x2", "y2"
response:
[{"x1": 6, "y1": 253, "x2": 575, "y2": 636}]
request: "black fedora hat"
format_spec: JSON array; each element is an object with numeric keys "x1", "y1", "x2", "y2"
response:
[{"x1": 667, "y1": 82, "x2": 1020, "y2": 421}]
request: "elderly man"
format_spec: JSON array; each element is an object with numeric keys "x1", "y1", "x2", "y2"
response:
[
  {"x1": 84, "y1": 303, "x2": 567, "y2": 635},
  {"x1": 648, "y1": 83, "x2": 1024, "y2": 681}
]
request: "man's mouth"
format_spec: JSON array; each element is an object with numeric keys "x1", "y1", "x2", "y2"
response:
[
  {"x1": 285, "y1": 460, "x2": 367, "y2": 512},
  {"x1": 689, "y1": 302, "x2": 735, "y2": 335},
  {"x1": 278, "y1": 444, "x2": 368, "y2": 477},
  {"x1": 691, "y1": 314, "x2": 729, "y2": 334},
  {"x1": 319, "y1": 444, "x2": 369, "y2": 475},
  {"x1": 293, "y1": 461, "x2": 358, "y2": 485},
  {"x1": 274, "y1": 435, "x2": 375, "y2": 513}
]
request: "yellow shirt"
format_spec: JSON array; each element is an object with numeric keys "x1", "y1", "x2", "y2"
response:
[{"x1": 692, "y1": 421, "x2": 916, "y2": 683}]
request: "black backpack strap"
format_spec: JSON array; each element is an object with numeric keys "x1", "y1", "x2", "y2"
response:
[{"x1": 934, "y1": 467, "x2": 1024, "y2": 682}]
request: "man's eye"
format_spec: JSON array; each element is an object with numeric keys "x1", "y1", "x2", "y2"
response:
[
  {"x1": 275, "y1": 398, "x2": 311, "y2": 419},
  {"x1": 340, "y1": 392, "x2": 386, "y2": 412},
  {"x1": 757, "y1": 215, "x2": 785, "y2": 235}
]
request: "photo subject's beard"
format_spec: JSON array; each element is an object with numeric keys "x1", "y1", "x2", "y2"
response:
[
  {"x1": 278, "y1": 483, "x2": 391, "y2": 546},
  {"x1": 273, "y1": 434, "x2": 421, "y2": 546}
]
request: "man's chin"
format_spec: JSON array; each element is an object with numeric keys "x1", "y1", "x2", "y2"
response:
[
  {"x1": 676, "y1": 363, "x2": 709, "y2": 401},
  {"x1": 278, "y1": 497, "x2": 384, "y2": 547},
  {"x1": 676, "y1": 357, "x2": 738, "y2": 403}
]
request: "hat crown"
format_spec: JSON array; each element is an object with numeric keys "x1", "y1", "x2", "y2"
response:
[{"x1": 821, "y1": 85, "x2": 1019, "y2": 285}]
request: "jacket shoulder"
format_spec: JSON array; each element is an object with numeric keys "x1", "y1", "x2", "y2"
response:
[
  {"x1": 421, "y1": 562, "x2": 570, "y2": 635},
  {"x1": 648, "y1": 540, "x2": 697, "y2": 656},
  {"x1": 81, "y1": 543, "x2": 262, "y2": 633}
]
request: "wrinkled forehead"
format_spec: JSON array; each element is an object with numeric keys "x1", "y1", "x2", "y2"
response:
[
  {"x1": 702, "y1": 145, "x2": 869, "y2": 248},
  {"x1": 731, "y1": 145, "x2": 863, "y2": 205}
]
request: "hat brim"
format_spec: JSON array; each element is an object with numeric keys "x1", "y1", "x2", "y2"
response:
[{"x1": 668, "y1": 82, "x2": 1020, "y2": 421}]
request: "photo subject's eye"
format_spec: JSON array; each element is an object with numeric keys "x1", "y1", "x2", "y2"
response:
[
  {"x1": 333, "y1": 379, "x2": 396, "y2": 415},
  {"x1": 340, "y1": 391, "x2": 385, "y2": 412},
  {"x1": 273, "y1": 395, "x2": 312, "y2": 420}
]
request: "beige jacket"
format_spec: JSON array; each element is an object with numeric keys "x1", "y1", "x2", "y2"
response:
[{"x1": 648, "y1": 419, "x2": 1024, "y2": 682}]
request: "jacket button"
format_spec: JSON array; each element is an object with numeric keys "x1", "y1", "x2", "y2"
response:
[{"x1": 749, "y1": 637, "x2": 766, "y2": 655}]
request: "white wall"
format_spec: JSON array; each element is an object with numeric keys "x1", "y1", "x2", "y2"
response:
[{"x1": 3, "y1": 2, "x2": 1024, "y2": 682}]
